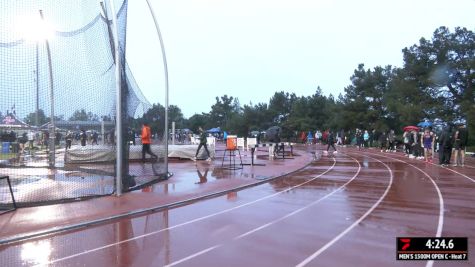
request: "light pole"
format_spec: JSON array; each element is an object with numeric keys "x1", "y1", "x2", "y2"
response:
[
  {"x1": 39, "y1": 10, "x2": 55, "y2": 168},
  {"x1": 145, "y1": 0, "x2": 169, "y2": 177}
]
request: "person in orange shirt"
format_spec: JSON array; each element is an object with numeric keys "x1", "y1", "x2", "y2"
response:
[{"x1": 141, "y1": 122, "x2": 157, "y2": 162}]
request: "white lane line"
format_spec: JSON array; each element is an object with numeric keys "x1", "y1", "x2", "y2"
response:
[
  {"x1": 164, "y1": 245, "x2": 221, "y2": 267},
  {"x1": 368, "y1": 153, "x2": 445, "y2": 267},
  {"x1": 165, "y1": 155, "x2": 361, "y2": 267},
  {"x1": 382, "y1": 151, "x2": 475, "y2": 183},
  {"x1": 295, "y1": 154, "x2": 393, "y2": 267},
  {"x1": 235, "y1": 154, "x2": 361, "y2": 240},
  {"x1": 43, "y1": 157, "x2": 338, "y2": 266},
  {"x1": 162, "y1": 153, "x2": 362, "y2": 267},
  {"x1": 439, "y1": 165, "x2": 475, "y2": 183},
  {"x1": 369, "y1": 153, "x2": 444, "y2": 235}
]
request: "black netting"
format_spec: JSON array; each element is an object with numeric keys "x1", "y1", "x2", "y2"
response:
[{"x1": 0, "y1": 0, "x2": 167, "y2": 207}]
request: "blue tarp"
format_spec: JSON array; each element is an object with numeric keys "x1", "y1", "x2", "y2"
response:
[{"x1": 206, "y1": 127, "x2": 221, "y2": 133}]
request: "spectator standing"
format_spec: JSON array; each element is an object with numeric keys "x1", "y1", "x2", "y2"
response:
[
  {"x1": 387, "y1": 129, "x2": 396, "y2": 152},
  {"x1": 18, "y1": 132, "x2": 28, "y2": 154},
  {"x1": 452, "y1": 123, "x2": 468, "y2": 167},
  {"x1": 379, "y1": 131, "x2": 387, "y2": 152},
  {"x1": 90, "y1": 131, "x2": 97, "y2": 145},
  {"x1": 438, "y1": 126, "x2": 452, "y2": 166},
  {"x1": 363, "y1": 130, "x2": 369, "y2": 148},
  {"x1": 430, "y1": 127, "x2": 437, "y2": 161},
  {"x1": 307, "y1": 131, "x2": 313, "y2": 145},
  {"x1": 27, "y1": 130, "x2": 35, "y2": 153},
  {"x1": 422, "y1": 128, "x2": 433, "y2": 162},
  {"x1": 65, "y1": 131, "x2": 73, "y2": 150},
  {"x1": 355, "y1": 129, "x2": 363, "y2": 150},
  {"x1": 403, "y1": 131, "x2": 411, "y2": 156},
  {"x1": 80, "y1": 129, "x2": 87, "y2": 147}
]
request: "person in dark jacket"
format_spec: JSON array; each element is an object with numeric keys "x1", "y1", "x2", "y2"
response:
[
  {"x1": 80, "y1": 129, "x2": 87, "y2": 147},
  {"x1": 193, "y1": 127, "x2": 211, "y2": 161},
  {"x1": 438, "y1": 126, "x2": 453, "y2": 166},
  {"x1": 387, "y1": 129, "x2": 396, "y2": 152},
  {"x1": 355, "y1": 129, "x2": 363, "y2": 150},
  {"x1": 65, "y1": 131, "x2": 73, "y2": 150},
  {"x1": 379, "y1": 131, "x2": 387, "y2": 152},
  {"x1": 324, "y1": 130, "x2": 337, "y2": 154}
]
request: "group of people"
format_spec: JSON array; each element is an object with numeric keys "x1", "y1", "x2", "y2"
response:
[
  {"x1": 437, "y1": 124, "x2": 469, "y2": 167},
  {"x1": 142, "y1": 122, "x2": 473, "y2": 167},
  {"x1": 400, "y1": 124, "x2": 469, "y2": 166},
  {"x1": 1, "y1": 130, "x2": 59, "y2": 154},
  {"x1": 65, "y1": 130, "x2": 99, "y2": 149},
  {"x1": 313, "y1": 123, "x2": 470, "y2": 167},
  {"x1": 170, "y1": 131, "x2": 194, "y2": 144},
  {"x1": 402, "y1": 128, "x2": 433, "y2": 161},
  {"x1": 141, "y1": 124, "x2": 212, "y2": 163}
]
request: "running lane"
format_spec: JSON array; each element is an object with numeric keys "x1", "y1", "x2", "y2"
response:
[
  {"x1": 0, "y1": 153, "x2": 354, "y2": 266},
  {"x1": 362, "y1": 149, "x2": 475, "y2": 267},
  {"x1": 1, "y1": 150, "x2": 471, "y2": 266}
]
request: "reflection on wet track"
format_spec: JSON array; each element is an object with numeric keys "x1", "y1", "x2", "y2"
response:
[{"x1": 0, "y1": 148, "x2": 474, "y2": 267}]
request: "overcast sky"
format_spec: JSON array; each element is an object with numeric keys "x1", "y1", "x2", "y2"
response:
[{"x1": 125, "y1": 0, "x2": 475, "y2": 118}]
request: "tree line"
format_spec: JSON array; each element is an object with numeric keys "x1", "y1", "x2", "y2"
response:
[
  {"x1": 19, "y1": 27, "x2": 474, "y2": 144},
  {"x1": 140, "y1": 26, "x2": 474, "y2": 144}
]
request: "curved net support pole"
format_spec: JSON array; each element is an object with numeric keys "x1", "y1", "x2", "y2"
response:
[
  {"x1": 39, "y1": 10, "x2": 56, "y2": 168},
  {"x1": 145, "y1": 0, "x2": 169, "y2": 176},
  {"x1": 108, "y1": 0, "x2": 123, "y2": 196}
]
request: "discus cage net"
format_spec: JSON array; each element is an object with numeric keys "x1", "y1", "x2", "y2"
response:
[{"x1": 0, "y1": 0, "x2": 167, "y2": 208}]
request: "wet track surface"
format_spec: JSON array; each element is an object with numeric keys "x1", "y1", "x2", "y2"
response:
[{"x1": 0, "y1": 148, "x2": 474, "y2": 267}]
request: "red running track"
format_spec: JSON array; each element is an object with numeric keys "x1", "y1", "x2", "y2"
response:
[{"x1": 0, "y1": 147, "x2": 473, "y2": 267}]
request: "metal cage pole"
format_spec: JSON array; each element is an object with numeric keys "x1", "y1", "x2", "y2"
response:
[
  {"x1": 145, "y1": 0, "x2": 169, "y2": 176},
  {"x1": 39, "y1": 10, "x2": 55, "y2": 168},
  {"x1": 108, "y1": 0, "x2": 123, "y2": 196},
  {"x1": 35, "y1": 42, "x2": 39, "y2": 127}
]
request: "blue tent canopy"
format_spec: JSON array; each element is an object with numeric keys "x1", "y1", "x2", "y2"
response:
[{"x1": 206, "y1": 127, "x2": 221, "y2": 133}]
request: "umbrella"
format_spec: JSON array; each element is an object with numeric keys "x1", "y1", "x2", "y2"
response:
[
  {"x1": 266, "y1": 126, "x2": 281, "y2": 142},
  {"x1": 403, "y1": 126, "x2": 419, "y2": 132},
  {"x1": 417, "y1": 121, "x2": 432, "y2": 128},
  {"x1": 250, "y1": 130, "x2": 260, "y2": 137}
]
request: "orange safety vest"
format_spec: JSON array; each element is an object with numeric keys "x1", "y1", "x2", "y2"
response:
[{"x1": 141, "y1": 125, "x2": 152, "y2": 144}]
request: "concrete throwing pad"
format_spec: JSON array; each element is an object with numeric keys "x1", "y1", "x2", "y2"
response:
[{"x1": 65, "y1": 144, "x2": 215, "y2": 163}]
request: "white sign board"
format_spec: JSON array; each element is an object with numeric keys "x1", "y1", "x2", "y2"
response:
[
  {"x1": 246, "y1": 138, "x2": 257, "y2": 151},
  {"x1": 207, "y1": 136, "x2": 216, "y2": 146},
  {"x1": 237, "y1": 137, "x2": 245, "y2": 151}
]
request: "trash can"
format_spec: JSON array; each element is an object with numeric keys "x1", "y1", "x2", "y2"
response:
[
  {"x1": 2, "y1": 142, "x2": 10, "y2": 153},
  {"x1": 226, "y1": 135, "x2": 237, "y2": 150}
]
